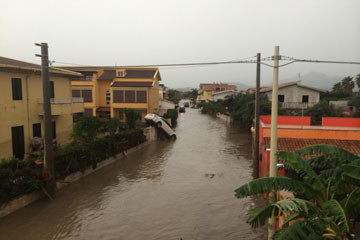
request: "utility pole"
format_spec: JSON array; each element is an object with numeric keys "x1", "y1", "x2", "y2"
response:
[
  {"x1": 35, "y1": 43, "x2": 56, "y2": 196},
  {"x1": 268, "y1": 46, "x2": 280, "y2": 239},
  {"x1": 253, "y1": 53, "x2": 261, "y2": 178}
]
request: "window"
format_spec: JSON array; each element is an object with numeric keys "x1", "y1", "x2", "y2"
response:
[
  {"x1": 82, "y1": 89, "x2": 93, "y2": 102},
  {"x1": 106, "y1": 90, "x2": 110, "y2": 105},
  {"x1": 117, "y1": 72, "x2": 123, "y2": 77},
  {"x1": 52, "y1": 121, "x2": 56, "y2": 139},
  {"x1": 85, "y1": 75, "x2": 93, "y2": 81},
  {"x1": 302, "y1": 95, "x2": 309, "y2": 103},
  {"x1": 278, "y1": 95, "x2": 285, "y2": 103},
  {"x1": 125, "y1": 91, "x2": 135, "y2": 103},
  {"x1": 113, "y1": 90, "x2": 124, "y2": 103},
  {"x1": 33, "y1": 123, "x2": 41, "y2": 138},
  {"x1": 12, "y1": 78, "x2": 22, "y2": 100},
  {"x1": 72, "y1": 89, "x2": 81, "y2": 98},
  {"x1": 50, "y1": 81, "x2": 55, "y2": 99},
  {"x1": 136, "y1": 91, "x2": 147, "y2": 103}
]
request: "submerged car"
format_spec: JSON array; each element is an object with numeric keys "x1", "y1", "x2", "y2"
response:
[{"x1": 145, "y1": 113, "x2": 177, "y2": 140}]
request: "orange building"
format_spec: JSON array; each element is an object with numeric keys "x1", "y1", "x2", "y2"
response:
[{"x1": 61, "y1": 67, "x2": 161, "y2": 121}]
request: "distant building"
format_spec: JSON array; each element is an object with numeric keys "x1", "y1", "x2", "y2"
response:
[
  {"x1": 0, "y1": 56, "x2": 84, "y2": 160},
  {"x1": 61, "y1": 66, "x2": 161, "y2": 121},
  {"x1": 211, "y1": 90, "x2": 237, "y2": 101},
  {"x1": 247, "y1": 81, "x2": 323, "y2": 110},
  {"x1": 197, "y1": 83, "x2": 237, "y2": 103}
]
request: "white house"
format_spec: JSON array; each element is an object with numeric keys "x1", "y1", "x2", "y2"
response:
[
  {"x1": 158, "y1": 99, "x2": 176, "y2": 115},
  {"x1": 261, "y1": 81, "x2": 323, "y2": 110},
  {"x1": 211, "y1": 90, "x2": 237, "y2": 101}
]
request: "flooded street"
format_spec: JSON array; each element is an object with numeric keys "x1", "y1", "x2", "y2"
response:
[{"x1": 0, "y1": 109, "x2": 266, "y2": 240}]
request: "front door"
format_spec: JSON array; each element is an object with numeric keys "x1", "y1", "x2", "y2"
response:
[{"x1": 12, "y1": 126, "x2": 25, "y2": 159}]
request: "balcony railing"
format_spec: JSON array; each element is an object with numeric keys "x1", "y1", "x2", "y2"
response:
[
  {"x1": 281, "y1": 102, "x2": 317, "y2": 109},
  {"x1": 37, "y1": 97, "x2": 84, "y2": 104}
]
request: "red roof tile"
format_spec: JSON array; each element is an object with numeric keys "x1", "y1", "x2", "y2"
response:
[
  {"x1": 264, "y1": 138, "x2": 360, "y2": 156},
  {"x1": 199, "y1": 83, "x2": 237, "y2": 91}
]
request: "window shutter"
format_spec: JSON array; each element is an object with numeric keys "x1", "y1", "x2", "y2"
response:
[
  {"x1": 125, "y1": 91, "x2": 135, "y2": 103},
  {"x1": 82, "y1": 90, "x2": 92, "y2": 102},
  {"x1": 113, "y1": 90, "x2": 124, "y2": 103},
  {"x1": 136, "y1": 91, "x2": 147, "y2": 103}
]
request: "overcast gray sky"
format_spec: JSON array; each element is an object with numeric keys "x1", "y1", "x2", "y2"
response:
[{"x1": 1, "y1": 0, "x2": 360, "y2": 88}]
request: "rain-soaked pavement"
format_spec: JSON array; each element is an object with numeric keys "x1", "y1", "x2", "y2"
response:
[{"x1": 0, "y1": 108, "x2": 266, "y2": 240}]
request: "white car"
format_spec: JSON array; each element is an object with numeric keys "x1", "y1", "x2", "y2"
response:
[{"x1": 145, "y1": 113, "x2": 177, "y2": 140}]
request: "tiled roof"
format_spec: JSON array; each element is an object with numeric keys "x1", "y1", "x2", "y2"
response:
[
  {"x1": 199, "y1": 83, "x2": 237, "y2": 91},
  {"x1": 111, "y1": 81, "x2": 153, "y2": 87},
  {"x1": 125, "y1": 70, "x2": 156, "y2": 78},
  {"x1": 263, "y1": 138, "x2": 360, "y2": 155},
  {"x1": 0, "y1": 56, "x2": 40, "y2": 68},
  {"x1": 0, "y1": 56, "x2": 82, "y2": 77},
  {"x1": 260, "y1": 81, "x2": 323, "y2": 93},
  {"x1": 98, "y1": 70, "x2": 116, "y2": 80}
]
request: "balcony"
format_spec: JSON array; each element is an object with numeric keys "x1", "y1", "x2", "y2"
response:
[
  {"x1": 37, "y1": 98, "x2": 84, "y2": 116},
  {"x1": 281, "y1": 102, "x2": 317, "y2": 110}
]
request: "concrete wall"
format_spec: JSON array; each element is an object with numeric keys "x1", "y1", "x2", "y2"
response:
[
  {"x1": 0, "y1": 71, "x2": 80, "y2": 160},
  {"x1": 322, "y1": 117, "x2": 360, "y2": 127}
]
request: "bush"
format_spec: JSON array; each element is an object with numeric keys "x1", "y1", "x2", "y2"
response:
[
  {"x1": 163, "y1": 109, "x2": 178, "y2": 125},
  {"x1": 0, "y1": 158, "x2": 43, "y2": 204},
  {"x1": 72, "y1": 116, "x2": 102, "y2": 142},
  {"x1": 124, "y1": 109, "x2": 141, "y2": 129},
  {"x1": 106, "y1": 117, "x2": 121, "y2": 135}
]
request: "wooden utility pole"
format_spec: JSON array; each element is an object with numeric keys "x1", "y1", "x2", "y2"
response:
[
  {"x1": 268, "y1": 46, "x2": 280, "y2": 239},
  {"x1": 35, "y1": 42, "x2": 55, "y2": 195},
  {"x1": 253, "y1": 53, "x2": 261, "y2": 178}
]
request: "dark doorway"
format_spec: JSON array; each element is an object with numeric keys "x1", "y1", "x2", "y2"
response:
[{"x1": 12, "y1": 126, "x2": 25, "y2": 159}]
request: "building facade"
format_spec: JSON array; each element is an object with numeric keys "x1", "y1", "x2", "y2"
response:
[
  {"x1": 197, "y1": 83, "x2": 237, "y2": 103},
  {"x1": 63, "y1": 67, "x2": 161, "y2": 121},
  {"x1": 261, "y1": 81, "x2": 322, "y2": 110},
  {"x1": 0, "y1": 57, "x2": 84, "y2": 160}
]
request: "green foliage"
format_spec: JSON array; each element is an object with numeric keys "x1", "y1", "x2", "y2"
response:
[
  {"x1": 166, "y1": 89, "x2": 181, "y2": 104},
  {"x1": 0, "y1": 158, "x2": 43, "y2": 204},
  {"x1": 235, "y1": 145, "x2": 360, "y2": 240},
  {"x1": 106, "y1": 117, "x2": 120, "y2": 135},
  {"x1": 72, "y1": 116, "x2": 102, "y2": 142},
  {"x1": 305, "y1": 100, "x2": 342, "y2": 125},
  {"x1": 199, "y1": 100, "x2": 227, "y2": 115},
  {"x1": 163, "y1": 109, "x2": 178, "y2": 125},
  {"x1": 124, "y1": 109, "x2": 141, "y2": 129},
  {"x1": 55, "y1": 129, "x2": 145, "y2": 178}
]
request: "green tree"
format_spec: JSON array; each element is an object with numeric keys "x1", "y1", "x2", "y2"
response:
[
  {"x1": 166, "y1": 89, "x2": 181, "y2": 104},
  {"x1": 305, "y1": 100, "x2": 341, "y2": 125},
  {"x1": 124, "y1": 109, "x2": 141, "y2": 129},
  {"x1": 106, "y1": 117, "x2": 120, "y2": 136},
  {"x1": 72, "y1": 116, "x2": 102, "y2": 142},
  {"x1": 163, "y1": 108, "x2": 178, "y2": 126},
  {"x1": 356, "y1": 74, "x2": 360, "y2": 91},
  {"x1": 235, "y1": 145, "x2": 360, "y2": 240}
]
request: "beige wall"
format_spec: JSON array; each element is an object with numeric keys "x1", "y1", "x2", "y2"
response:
[{"x1": 0, "y1": 71, "x2": 81, "y2": 160}]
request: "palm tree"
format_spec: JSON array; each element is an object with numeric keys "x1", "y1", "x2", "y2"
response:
[{"x1": 235, "y1": 145, "x2": 360, "y2": 240}]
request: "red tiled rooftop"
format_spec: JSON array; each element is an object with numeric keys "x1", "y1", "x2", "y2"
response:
[{"x1": 263, "y1": 137, "x2": 360, "y2": 155}]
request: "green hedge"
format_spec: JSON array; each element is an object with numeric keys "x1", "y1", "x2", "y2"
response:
[{"x1": 0, "y1": 129, "x2": 146, "y2": 205}]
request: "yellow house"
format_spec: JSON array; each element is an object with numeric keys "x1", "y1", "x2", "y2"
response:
[
  {"x1": 196, "y1": 83, "x2": 237, "y2": 103},
  {"x1": 63, "y1": 66, "x2": 161, "y2": 121},
  {"x1": 0, "y1": 56, "x2": 84, "y2": 160}
]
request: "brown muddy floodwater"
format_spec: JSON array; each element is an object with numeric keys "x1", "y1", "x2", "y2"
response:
[{"x1": 0, "y1": 108, "x2": 266, "y2": 240}]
